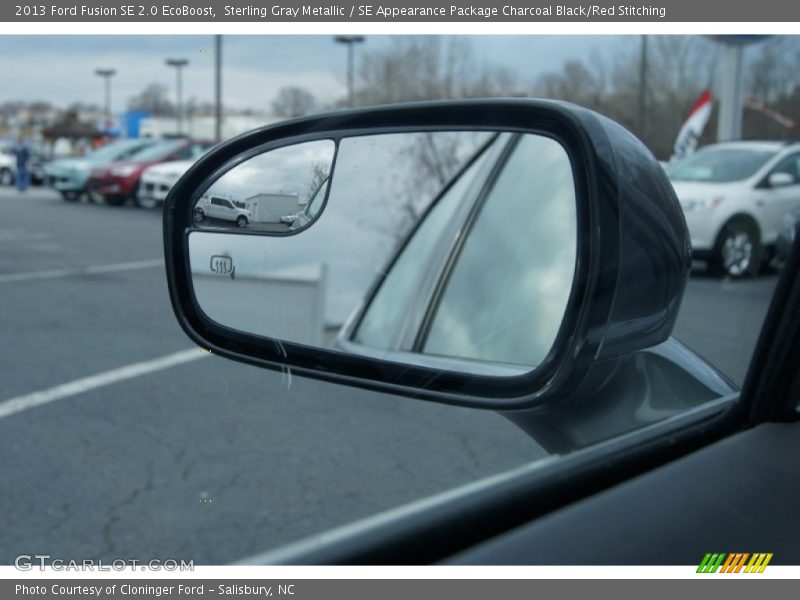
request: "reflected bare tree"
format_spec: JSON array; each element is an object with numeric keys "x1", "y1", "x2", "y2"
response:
[
  {"x1": 272, "y1": 87, "x2": 317, "y2": 118},
  {"x1": 306, "y1": 161, "x2": 330, "y2": 202},
  {"x1": 352, "y1": 38, "x2": 518, "y2": 242}
]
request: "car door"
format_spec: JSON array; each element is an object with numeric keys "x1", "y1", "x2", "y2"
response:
[
  {"x1": 216, "y1": 198, "x2": 233, "y2": 220},
  {"x1": 241, "y1": 232, "x2": 800, "y2": 565},
  {"x1": 220, "y1": 199, "x2": 236, "y2": 220},
  {"x1": 759, "y1": 151, "x2": 800, "y2": 243},
  {"x1": 208, "y1": 197, "x2": 224, "y2": 220}
]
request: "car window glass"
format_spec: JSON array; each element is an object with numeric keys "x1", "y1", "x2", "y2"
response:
[
  {"x1": 129, "y1": 140, "x2": 185, "y2": 161},
  {"x1": 353, "y1": 140, "x2": 497, "y2": 350},
  {"x1": 91, "y1": 141, "x2": 147, "y2": 161},
  {"x1": 770, "y1": 153, "x2": 800, "y2": 184},
  {"x1": 190, "y1": 144, "x2": 208, "y2": 159},
  {"x1": 667, "y1": 147, "x2": 776, "y2": 183},
  {"x1": 422, "y1": 134, "x2": 577, "y2": 367},
  {"x1": 175, "y1": 146, "x2": 194, "y2": 160}
]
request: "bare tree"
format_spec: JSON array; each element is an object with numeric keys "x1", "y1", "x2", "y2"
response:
[
  {"x1": 533, "y1": 36, "x2": 722, "y2": 158},
  {"x1": 378, "y1": 131, "x2": 492, "y2": 243},
  {"x1": 128, "y1": 83, "x2": 174, "y2": 116},
  {"x1": 272, "y1": 87, "x2": 317, "y2": 118},
  {"x1": 747, "y1": 37, "x2": 799, "y2": 104},
  {"x1": 352, "y1": 37, "x2": 520, "y2": 241},
  {"x1": 535, "y1": 59, "x2": 605, "y2": 107},
  {"x1": 305, "y1": 161, "x2": 329, "y2": 202},
  {"x1": 356, "y1": 36, "x2": 520, "y2": 106},
  {"x1": 742, "y1": 37, "x2": 800, "y2": 139},
  {"x1": 66, "y1": 101, "x2": 101, "y2": 114}
]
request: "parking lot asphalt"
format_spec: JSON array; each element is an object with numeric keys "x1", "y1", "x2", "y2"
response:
[{"x1": 0, "y1": 187, "x2": 778, "y2": 565}]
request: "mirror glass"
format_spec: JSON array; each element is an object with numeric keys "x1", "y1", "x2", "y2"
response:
[
  {"x1": 188, "y1": 131, "x2": 577, "y2": 376},
  {"x1": 194, "y1": 140, "x2": 335, "y2": 232}
]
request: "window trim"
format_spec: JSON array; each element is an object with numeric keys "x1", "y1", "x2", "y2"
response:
[
  {"x1": 763, "y1": 151, "x2": 800, "y2": 188},
  {"x1": 237, "y1": 393, "x2": 742, "y2": 565},
  {"x1": 411, "y1": 134, "x2": 524, "y2": 353},
  {"x1": 754, "y1": 150, "x2": 800, "y2": 189}
]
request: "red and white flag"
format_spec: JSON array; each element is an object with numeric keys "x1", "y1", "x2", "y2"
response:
[{"x1": 671, "y1": 90, "x2": 713, "y2": 162}]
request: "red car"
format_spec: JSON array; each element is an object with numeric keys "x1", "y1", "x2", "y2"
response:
[{"x1": 87, "y1": 138, "x2": 214, "y2": 207}]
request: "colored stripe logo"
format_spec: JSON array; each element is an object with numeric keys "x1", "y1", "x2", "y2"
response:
[{"x1": 697, "y1": 553, "x2": 773, "y2": 573}]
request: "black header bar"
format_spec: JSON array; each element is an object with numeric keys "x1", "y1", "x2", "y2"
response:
[{"x1": 3, "y1": 1, "x2": 798, "y2": 22}]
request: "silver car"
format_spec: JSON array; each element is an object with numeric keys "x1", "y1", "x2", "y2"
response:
[{"x1": 194, "y1": 196, "x2": 251, "y2": 228}]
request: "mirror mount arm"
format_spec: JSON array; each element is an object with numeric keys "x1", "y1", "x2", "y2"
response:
[{"x1": 501, "y1": 338, "x2": 738, "y2": 454}]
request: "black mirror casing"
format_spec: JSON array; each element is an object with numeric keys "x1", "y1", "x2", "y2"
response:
[{"x1": 163, "y1": 99, "x2": 692, "y2": 411}]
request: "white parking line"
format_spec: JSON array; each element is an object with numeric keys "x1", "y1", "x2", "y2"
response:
[
  {"x1": 0, "y1": 259, "x2": 164, "y2": 283},
  {"x1": 0, "y1": 348, "x2": 210, "y2": 420}
]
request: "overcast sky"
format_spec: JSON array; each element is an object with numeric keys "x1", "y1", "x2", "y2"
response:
[{"x1": 0, "y1": 35, "x2": 631, "y2": 111}]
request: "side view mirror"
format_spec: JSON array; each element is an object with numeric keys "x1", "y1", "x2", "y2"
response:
[
  {"x1": 768, "y1": 172, "x2": 794, "y2": 188},
  {"x1": 164, "y1": 100, "x2": 730, "y2": 450}
]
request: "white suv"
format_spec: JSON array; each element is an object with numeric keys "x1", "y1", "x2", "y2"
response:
[
  {"x1": 195, "y1": 196, "x2": 251, "y2": 228},
  {"x1": 137, "y1": 159, "x2": 194, "y2": 209},
  {"x1": 668, "y1": 141, "x2": 800, "y2": 277},
  {"x1": 0, "y1": 147, "x2": 16, "y2": 185}
]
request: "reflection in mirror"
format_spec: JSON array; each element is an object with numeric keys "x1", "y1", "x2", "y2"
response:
[
  {"x1": 193, "y1": 139, "x2": 335, "y2": 232},
  {"x1": 189, "y1": 131, "x2": 577, "y2": 376}
]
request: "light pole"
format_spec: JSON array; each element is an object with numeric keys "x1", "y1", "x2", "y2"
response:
[
  {"x1": 717, "y1": 43, "x2": 745, "y2": 141},
  {"x1": 165, "y1": 58, "x2": 189, "y2": 135},
  {"x1": 334, "y1": 36, "x2": 364, "y2": 108},
  {"x1": 636, "y1": 35, "x2": 648, "y2": 140},
  {"x1": 711, "y1": 36, "x2": 770, "y2": 141},
  {"x1": 94, "y1": 68, "x2": 116, "y2": 130},
  {"x1": 214, "y1": 35, "x2": 222, "y2": 142}
]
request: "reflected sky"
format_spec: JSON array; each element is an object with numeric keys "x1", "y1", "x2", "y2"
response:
[
  {"x1": 204, "y1": 140, "x2": 335, "y2": 202},
  {"x1": 424, "y1": 134, "x2": 576, "y2": 367}
]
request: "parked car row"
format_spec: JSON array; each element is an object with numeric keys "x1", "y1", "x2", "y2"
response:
[
  {"x1": 137, "y1": 157, "x2": 200, "y2": 209},
  {"x1": 42, "y1": 137, "x2": 215, "y2": 207},
  {"x1": 28, "y1": 132, "x2": 800, "y2": 279},
  {"x1": 666, "y1": 140, "x2": 800, "y2": 277},
  {"x1": 44, "y1": 138, "x2": 156, "y2": 202}
]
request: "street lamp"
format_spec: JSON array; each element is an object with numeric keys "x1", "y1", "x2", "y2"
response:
[
  {"x1": 334, "y1": 36, "x2": 365, "y2": 108},
  {"x1": 636, "y1": 35, "x2": 648, "y2": 140},
  {"x1": 94, "y1": 68, "x2": 116, "y2": 130},
  {"x1": 165, "y1": 58, "x2": 189, "y2": 135},
  {"x1": 710, "y1": 36, "x2": 770, "y2": 141},
  {"x1": 214, "y1": 35, "x2": 223, "y2": 142}
]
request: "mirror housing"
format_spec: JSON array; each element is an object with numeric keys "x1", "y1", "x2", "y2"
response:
[{"x1": 164, "y1": 99, "x2": 692, "y2": 411}]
